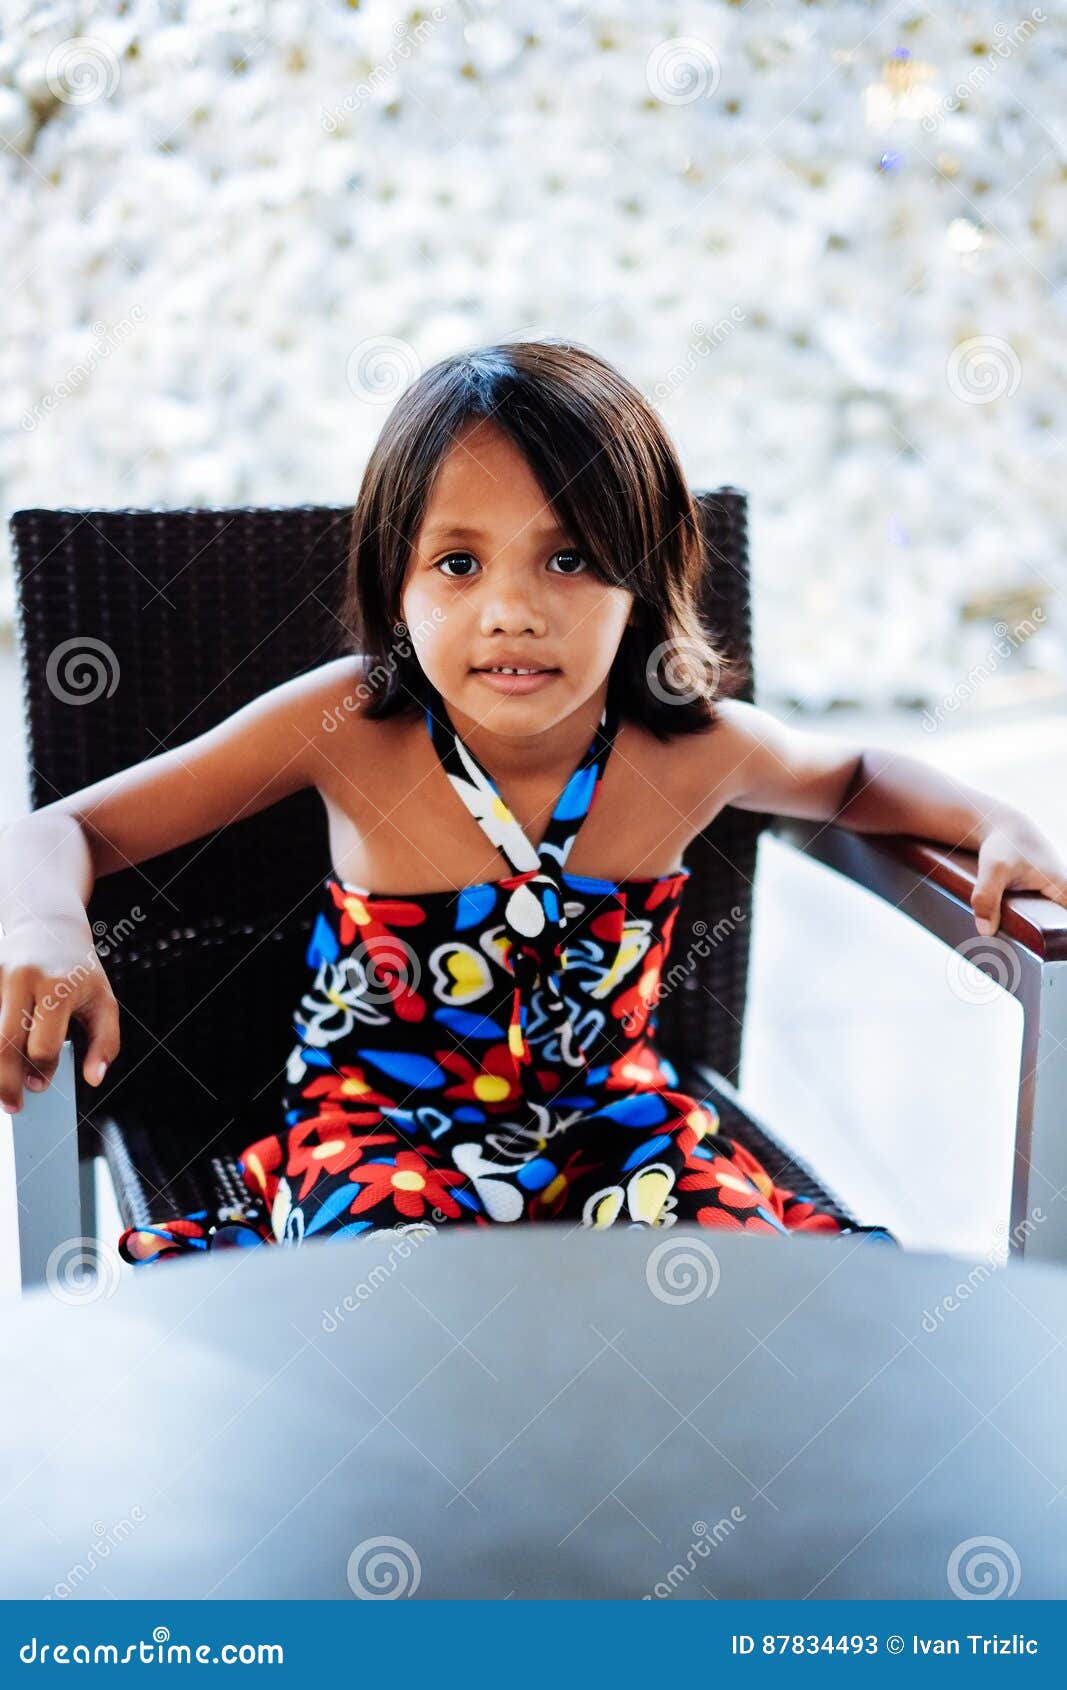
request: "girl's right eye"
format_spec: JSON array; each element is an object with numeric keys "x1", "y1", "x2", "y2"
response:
[{"x1": 433, "y1": 553, "x2": 479, "y2": 578}]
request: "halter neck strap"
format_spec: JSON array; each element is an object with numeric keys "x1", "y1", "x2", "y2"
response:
[{"x1": 423, "y1": 686, "x2": 621, "y2": 880}]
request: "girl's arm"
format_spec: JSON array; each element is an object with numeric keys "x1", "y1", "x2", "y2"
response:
[
  {"x1": 708, "y1": 699, "x2": 1067, "y2": 937},
  {"x1": 0, "y1": 656, "x2": 361, "y2": 1110}
]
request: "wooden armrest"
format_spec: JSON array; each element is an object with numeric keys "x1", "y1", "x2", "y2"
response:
[{"x1": 769, "y1": 818, "x2": 1067, "y2": 961}]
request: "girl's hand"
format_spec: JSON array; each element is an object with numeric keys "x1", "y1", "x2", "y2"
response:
[
  {"x1": 0, "y1": 916, "x2": 120, "y2": 1114},
  {"x1": 972, "y1": 816, "x2": 1067, "y2": 936}
]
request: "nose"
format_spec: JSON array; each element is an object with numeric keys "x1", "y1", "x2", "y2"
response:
[{"x1": 477, "y1": 563, "x2": 548, "y2": 638}]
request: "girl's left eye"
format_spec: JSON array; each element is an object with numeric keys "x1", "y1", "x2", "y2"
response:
[{"x1": 548, "y1": 550, "x2": 588, "y2": 575}]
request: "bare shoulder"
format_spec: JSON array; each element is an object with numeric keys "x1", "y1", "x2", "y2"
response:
[
  {"x1": 298, "y1": 653, "x2": 382, "y2": 754},
  {"x1": 298, "y1": 654, "x2": 414, "y2": 794},
  {"x1": 650, "y1": 700, "x2": 757, "y2": 811}
]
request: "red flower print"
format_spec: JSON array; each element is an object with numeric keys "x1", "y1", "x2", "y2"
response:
[
  {"x1": 437, "y1": 1043, "x2": 522, "y2": 1112},
  {"x1": 696, "y1": 1206, "x2": 782, "y2": 1234},
  {"x1": 603, "y1": 1044, "x2": 674, "y2": 1091},
  {"x1": 285, "y1": 1118, "x2": 398, "y2": 1204},
  {"x1": 299, "y1": 1064, "x2": 399, "y2": 1115},
  {"x1": 679, "y1": 1152, "x2": 767, "y2": 1211},
  {"x1": 780, "y1": 1200, "x2": 844, "y2": 1235},
  {"x1": 239, "y1": 1131, "x2": 283, "y2": 1208},
  {"x1": 326, "y1": 884, "x2": 428, "y2": 1021},
  {"x1": 348, "y1": 1149, "x2": 468, "y2": 1221}
]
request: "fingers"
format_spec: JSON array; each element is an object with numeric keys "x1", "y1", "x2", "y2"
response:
[
  {"x1": 972, "y1": 862, "x2": 1012, "y2": 936},
  {"x1": 79, "y1": 988, "x2": 121, "y2": 1087},
  {"x1": 0, "y1": 974, "x2": 37, "y2": 1115},
  {"x1": 0, "y1": 972, "x2": 120, "y2": 1112},
  {"x1": 24, "y1": 995, "x2": 75, "y2": 1093}
]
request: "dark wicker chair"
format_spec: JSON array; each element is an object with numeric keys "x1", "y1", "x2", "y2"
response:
[{"x1": 9, "y1": 493, "x2": 1066, "y2": 1285}]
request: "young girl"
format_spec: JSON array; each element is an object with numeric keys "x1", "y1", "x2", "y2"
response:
[{"x1": 2, "y1": 340, "x2": 1066, "y2": 1261}]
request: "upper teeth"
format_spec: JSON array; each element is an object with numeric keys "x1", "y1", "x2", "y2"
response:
[{"x1": 486, "y1": 666, "x2": 541, "y2": 674}]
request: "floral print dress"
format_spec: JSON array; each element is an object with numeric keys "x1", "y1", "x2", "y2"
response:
[
  {"x1": 230, "y1": 686, "x2": 896, "y2": 1252},
  {"x1": 117, "y1": 684, "x2": 896, "y2": 1262}
]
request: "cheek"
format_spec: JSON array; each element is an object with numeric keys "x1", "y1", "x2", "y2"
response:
[
  {"x1": 578, "y1": 586, "x2": 633, "y2": 645},
  {"x1": 401, "y1": 578, "x2": 453, "y2": 658}
]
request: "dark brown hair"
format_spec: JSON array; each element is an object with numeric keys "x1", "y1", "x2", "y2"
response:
[{"x1": 337, "y1": 338, "x2": 748, "y2": 739}]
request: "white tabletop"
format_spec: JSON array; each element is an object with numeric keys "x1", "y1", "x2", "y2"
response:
[{"x1": 1, "y1": 1225, "x2": 1064, "y2": 1600}]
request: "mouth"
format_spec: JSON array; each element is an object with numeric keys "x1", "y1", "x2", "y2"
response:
[{"x1": 470, "y1": 665, "x2": 561, "y2": 693}]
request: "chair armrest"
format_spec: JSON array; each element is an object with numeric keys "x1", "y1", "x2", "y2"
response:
[
  {"x1": 768, "y1": 817, "x2": 1067, "y2": 1265},
  {"x1": 768, "y1": 817, "x2": 1067, "y2": 960},
  {"x1": 6, "y1": 1039, "x2": 93, "y2": 1293}
]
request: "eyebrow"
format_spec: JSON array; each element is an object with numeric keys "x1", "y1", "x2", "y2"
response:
[{"x1": 422, "y1": 519, "x2": 574, "y2": 543}]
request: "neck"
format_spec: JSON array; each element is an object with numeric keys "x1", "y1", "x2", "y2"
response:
[{"x1": 437, "y1": 681, "x2": 613, "y2": 787}]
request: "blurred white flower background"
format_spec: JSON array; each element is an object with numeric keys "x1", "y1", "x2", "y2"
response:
[{"x1": 2, "y1": 0, "x2": 1065, "y2": 710}]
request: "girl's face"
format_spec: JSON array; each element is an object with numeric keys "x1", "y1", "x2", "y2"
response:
[{"x1": 400, "y1": 419, "x2": 634, "y2": 736}]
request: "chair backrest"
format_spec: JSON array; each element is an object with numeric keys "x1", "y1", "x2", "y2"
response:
[{"x1": 9, "y1": 492, "x2": 765, "y2": 1155}]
